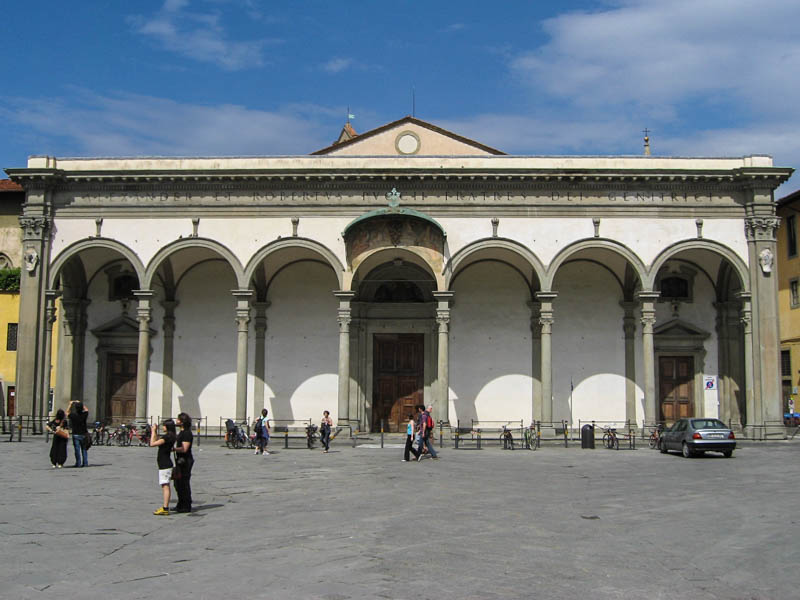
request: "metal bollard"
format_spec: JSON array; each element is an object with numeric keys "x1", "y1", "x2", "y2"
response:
[
  {"x1": 284, "y1": 431, "x2": 289, "y2": 449},
  {"x1": 380, "y1": 420, "x2": 384, "y2": 449},
  {"x1": 477, "y1": 429, "x2": 481, "y2": 450},
  {"x1": 17, "y1": 415, "x2": 23, "y2": 442},
  {"x1": 454, "y1": 431, "x2": 459, "y2": 449},
  {"x1": 439, "y1": 421, "x2": 443, "y2": 448}
]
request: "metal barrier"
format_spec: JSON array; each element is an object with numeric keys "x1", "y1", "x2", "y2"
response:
[{"x1": 452, "y1": 420, "x2": 526, "y2": 449}]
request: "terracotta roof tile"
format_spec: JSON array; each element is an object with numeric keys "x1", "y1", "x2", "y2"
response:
[{"x1": 0, "y1": 179, "x2": 23, "y2": 192}]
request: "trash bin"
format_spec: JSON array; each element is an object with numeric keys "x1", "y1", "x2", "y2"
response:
[{"x1": 581, "y1": 424, "x2": 595, "y2": 449}]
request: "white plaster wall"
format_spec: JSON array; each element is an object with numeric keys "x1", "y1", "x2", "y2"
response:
[
  {"x1": 171, "y1": 261, "x2": 238, "y2": 424},
  {"x1": 263, "y1": 262, "x2": 338, "y2": 422},
  {"x1": 449, "y1": 262, "x2": 532, "y2": 425},
  {"x1": 653, "y1": 274, "x2": 719, "y2": 418},
  {"x1": 552, "y1": 262, "x2": 629, "y2": 426}
]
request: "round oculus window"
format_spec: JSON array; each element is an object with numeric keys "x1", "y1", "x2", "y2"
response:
[{"x1": 395, "y1": 132, "x2": 420, "y2": 154}]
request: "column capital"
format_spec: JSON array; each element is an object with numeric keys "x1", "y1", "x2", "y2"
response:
[
  {"x1": 19, "y1": 215, "x2": 51, "y2": 240},
  {"x1": 333, "y1": 290, "x2": 356, "y2": 302},
  {"x1": 231, "y1": 288, "x2": 254, "y2": 301},
  {"x1": 744, "y1": 216, "x2": 780, "y2": 242},
  {"x1": 534, "y1": 291, "x2": 558, "y2": 302}
]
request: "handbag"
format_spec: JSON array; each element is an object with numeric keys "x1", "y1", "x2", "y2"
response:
[{"x1": 84, "y1": 434, "x2": 93, "y2": 449}]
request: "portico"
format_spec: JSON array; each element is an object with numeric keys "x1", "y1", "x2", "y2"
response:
[{"x1": 5, "y1": 117, "x2": 792, "y2": 434}]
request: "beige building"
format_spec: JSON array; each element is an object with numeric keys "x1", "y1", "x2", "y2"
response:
[
  {"x1": 777, "y1": 189, "x2": 800, "y2": 418},
  {"x1": 4, "y1": 117, "x2": 793, "y2": 435},
  {"x1": 0, "y1": 180, "x2": 24, "y2": 418}
]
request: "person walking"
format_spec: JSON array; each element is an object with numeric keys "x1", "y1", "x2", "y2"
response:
[
  {"x1": 46, "y1": 409, "x2": 69, "y2": 468},
  {"x1": 150, "y1": 419, "x2": 177, "y2": 515},
  {"x1": 320, "y1": 410, "x2": 333, "y2": 453},
  {"x1": 254, "y1": 408, "x2": 270, "y2": 455},
  {"x1": 68, "y1": 401, "x2": 90, "y2": 467},
  {"x1": 403, "y1": 414, "x2": 420, "y2": 462},
  {"x1": 417, "y1": 404, "x2": 438, "y2": 461},
  {"x1": 173, "y1": 412, "x2": 194, "y2": 513}
]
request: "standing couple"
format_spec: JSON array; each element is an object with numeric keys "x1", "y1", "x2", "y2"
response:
[
  {"x1": 403, "y1": 404, "x2": 438, "y2": 462},
  {"x1": 149, "y1": 412, "x2": 195, "y2": 515}
]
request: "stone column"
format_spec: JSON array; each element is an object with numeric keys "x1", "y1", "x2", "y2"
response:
[
  {"x1": 59, "y1": 297, "x2": 90, "y2": 406},
  {"x1": 38, "y1": 290, "x2": 60, "y2": 419},
  {"x1": 160, "y1": 300, "x2": 178, "y2": 419},
  {"x1": 738, "y1": 293, "x2": 755, "y2": 429},
  {"x1": 621, "y1": 301, "x2": 638, "y2": 425},
  {"x1": 232, "y1": 290, "x2": 253, "y2": 422},
  {"x1": 535, "y1": 292, "x2": 557, "y2": 423},
  {"x1": 334, "y1": 291, "x2": 355, "y2": 427},
  {"x1": 134, "y1": 290, "x2": 154, "y2": 420},
  {"x1": 744, "y1": 212, "x2": 782, "y2": 428},
  {"x1": 528, "y1": 300, "x2": 542, "y2": 423},
  {"x1": 253, "y1": 301, "x2": 270, "y2": 417},
  {"x1": 433, "y1": 291, "x2": 454, "y2": 426},
  {"x1": 637, "y1": 291, "x2": 660, "y2": 425},
  {"x1": 16, "y1": 214, "x2": 51, "y2": 421}
]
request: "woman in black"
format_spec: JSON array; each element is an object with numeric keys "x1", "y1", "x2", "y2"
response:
[
  {"x1": 174, "y1": 412, "x2": 194, "y2": 513},
  {"x1": 150, "y1": 419, "x2": 177, "y2": 515},
  {"x1": 46, "y1": 409, "x2": 69, "y2": 468},
  {"x1": 68, "y1": 401, "x2": 89, "y2": 467}
]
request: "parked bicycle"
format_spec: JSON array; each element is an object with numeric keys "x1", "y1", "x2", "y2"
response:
[
  {"x1": 91, "y1": 421, "x2": 108, "y2": 446},
  {"x1": 602, "y1": 426, "x2": 619, "y2": 450},
  {"x1": 225, "y1": 419, "x2": 251, "y2": 449},
  {"x1": 306, "y1": 423, "x2": 318, "y2": 449},
  {"x1": 648, "y1": 424, "x2": 664, "y2": 449},
  {"x1": 500, "y1": 425, "x2": 515, "y2": 450},
  {"x1": 523, "y1": 424, "x2": 538, "y2": 450}
]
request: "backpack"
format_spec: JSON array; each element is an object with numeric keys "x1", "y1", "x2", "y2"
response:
[
  {"x1": 424, "y1": 413, "x2": 434, "y2": 436},
  {"x1": 254, "y1": 418, "x2": 263, "y2": 436}
]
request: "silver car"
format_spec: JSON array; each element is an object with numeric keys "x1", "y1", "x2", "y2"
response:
[{"x1": 659, "y1": 418, "x2": 736, "y2": 458}]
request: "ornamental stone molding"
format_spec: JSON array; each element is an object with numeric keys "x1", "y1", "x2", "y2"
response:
[
  {"x1": 744, "y1": 216, "x2": 781, "y2": 241},
  {"x1": 19, "y1": 216, "x2": 50, "y2": 239}
]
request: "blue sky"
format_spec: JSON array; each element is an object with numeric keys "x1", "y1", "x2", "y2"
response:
[{"x1": 2, "y1": 0, "x2": 798, "y2": 194}]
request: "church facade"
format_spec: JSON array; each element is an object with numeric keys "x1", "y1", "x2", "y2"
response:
[{"x1": 6, "y1": 117, "x2": 793, "y2": 434}]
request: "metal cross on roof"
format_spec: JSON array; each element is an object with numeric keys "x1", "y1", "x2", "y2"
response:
[{"x1": 386, "y1": 187, "x2": 401, "y2": 208}]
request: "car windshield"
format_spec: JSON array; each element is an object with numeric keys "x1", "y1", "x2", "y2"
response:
[{"x1": 690, "y1": 419, "x2": 727, "y2": 430}]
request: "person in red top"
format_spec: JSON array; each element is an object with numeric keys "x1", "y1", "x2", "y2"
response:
[{"x1": 416, "y1": 405, "x2": 438, "y2": 461}]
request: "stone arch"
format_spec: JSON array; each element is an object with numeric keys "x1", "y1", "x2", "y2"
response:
[
  {"x1": 350, "y1": 246, "x2": 443, "y2": 291},
  {"x1": 49, "y1": 238, "x2": 145, "y2": 289},
  {"x1": 647, "y1": 239, "x2": 750, "y2": 293},
  {"x1": 244, "y1": 237, "x2": 344, "y2": 290},
  {"x1": 143, "y1": 238, "x2": 245, "y2": 289},
  {"x1": 444, "y1": 238, "x2": 546, "y2": 293},
  {"x1": 545, "y1": 238, "x2": 647, "y2": 292}
]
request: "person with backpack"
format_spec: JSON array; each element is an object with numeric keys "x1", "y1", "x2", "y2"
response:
[
  {"x1": 254, "y1": 408, "x2": 270, "y2": 455},
  {"x1": 417, "y1": 404, "x2": 438, "y2": 461}
]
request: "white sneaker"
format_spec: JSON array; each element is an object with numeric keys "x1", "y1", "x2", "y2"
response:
[
  {"x1": 254, "y1": 449, "x2": 259, "y2": 455},
  {"x1": 263, "y1": 451, "x2": 270, "y2": 455},
  {"x1": 402, "y1": 459, "x2": 408, "y2": 462}
]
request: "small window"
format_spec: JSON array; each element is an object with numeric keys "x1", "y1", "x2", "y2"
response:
[
  {"x1": 788, "y1": 215, "x2": 798, "y2": 258},
  {"x1": 110, "y1": 274, "x2": 138, "y2": 301},
  {"x1": 6, "y1": 323, "x2": 17, "y2": 351},
  {"x1": 791, "y1": 279, "x2": 800, "y2": 309},
  {"x1": 660, "y1": 276, "x2": 689, "y2": 300},
  {"x1": 782, "y1": 350, "x2": 792, "y2": 378}
]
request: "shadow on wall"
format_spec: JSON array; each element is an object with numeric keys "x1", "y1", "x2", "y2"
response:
[
  {"x1": 449, "y1": 261, "x2": 533, "y2": 425},
  {"x1": 263, "y1": 261, "x2": 339, "y2": 423},
  {"x1": 552, "y1": 262, "x2": 629, "y2": 425}
]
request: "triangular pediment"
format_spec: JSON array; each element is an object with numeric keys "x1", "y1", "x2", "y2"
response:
[
  {"x1": 653, "y1": 318, "x2": 710, "y2": 340},
  {"x1": 91, "y1": 315, "x2": 155, "y2": 338},
  {"x1": 312, "y1": 116, "x2": 505, "y2": 156}
]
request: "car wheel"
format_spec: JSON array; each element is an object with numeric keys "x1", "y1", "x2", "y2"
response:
[
  {"x1": 659, "y1": 439, "x2": 668, "y2": 454},
  {"x1": 682, "y1": 442, "x2": 693, "y2": 458},
  {"x1": 722, "y1": 450, "x2": 733, "y2": 458}
]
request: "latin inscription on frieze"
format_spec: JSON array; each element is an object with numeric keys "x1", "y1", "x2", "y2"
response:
[{"x1": 59, "y1": 187, "x2": 735, "y2": 207}]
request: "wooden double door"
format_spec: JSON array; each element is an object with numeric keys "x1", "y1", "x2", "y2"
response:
[
  {"x1": 659, "y1": 356, "x2": 694, "y2": 423},
  {"x1": 373, "y1": 334, "x2": 424, "y2": 432},
  {"x1": 106, "y1": 354, "x2": 137, "y2": 423}
]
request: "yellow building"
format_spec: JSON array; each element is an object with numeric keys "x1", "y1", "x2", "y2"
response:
[
  {"x1": 0, "y1": 180, "x2": 24, "y2": 417},
  {"x1": 777, "y1": 189, "x2": 800, "y2": 418}
]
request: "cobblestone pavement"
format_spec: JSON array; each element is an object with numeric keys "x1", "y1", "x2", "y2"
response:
[{"x1": 1, "y1": 435, "x2": 796, "y2": 600}]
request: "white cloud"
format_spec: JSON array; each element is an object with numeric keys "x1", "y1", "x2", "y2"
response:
[
  {"x1": 128, "y1": 0, "x2": 274, "y2": 70},
  {"x1": 0, "y1": 90, "x2": 332, "y2": 157},
  {"x1": 323, "y1": 58, "x2": 354, "y2": 74}
]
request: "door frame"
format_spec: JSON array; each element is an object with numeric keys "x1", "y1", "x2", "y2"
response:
[
  {"x1": 371, "y1": 333, "x2": 425, "y2": 432},
  {"x1": 351, "y1": 303, "x2": 436, "y2": 432},
  {"x1": 654, "y1": 318, "x2": 710, "y2": 421}
]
